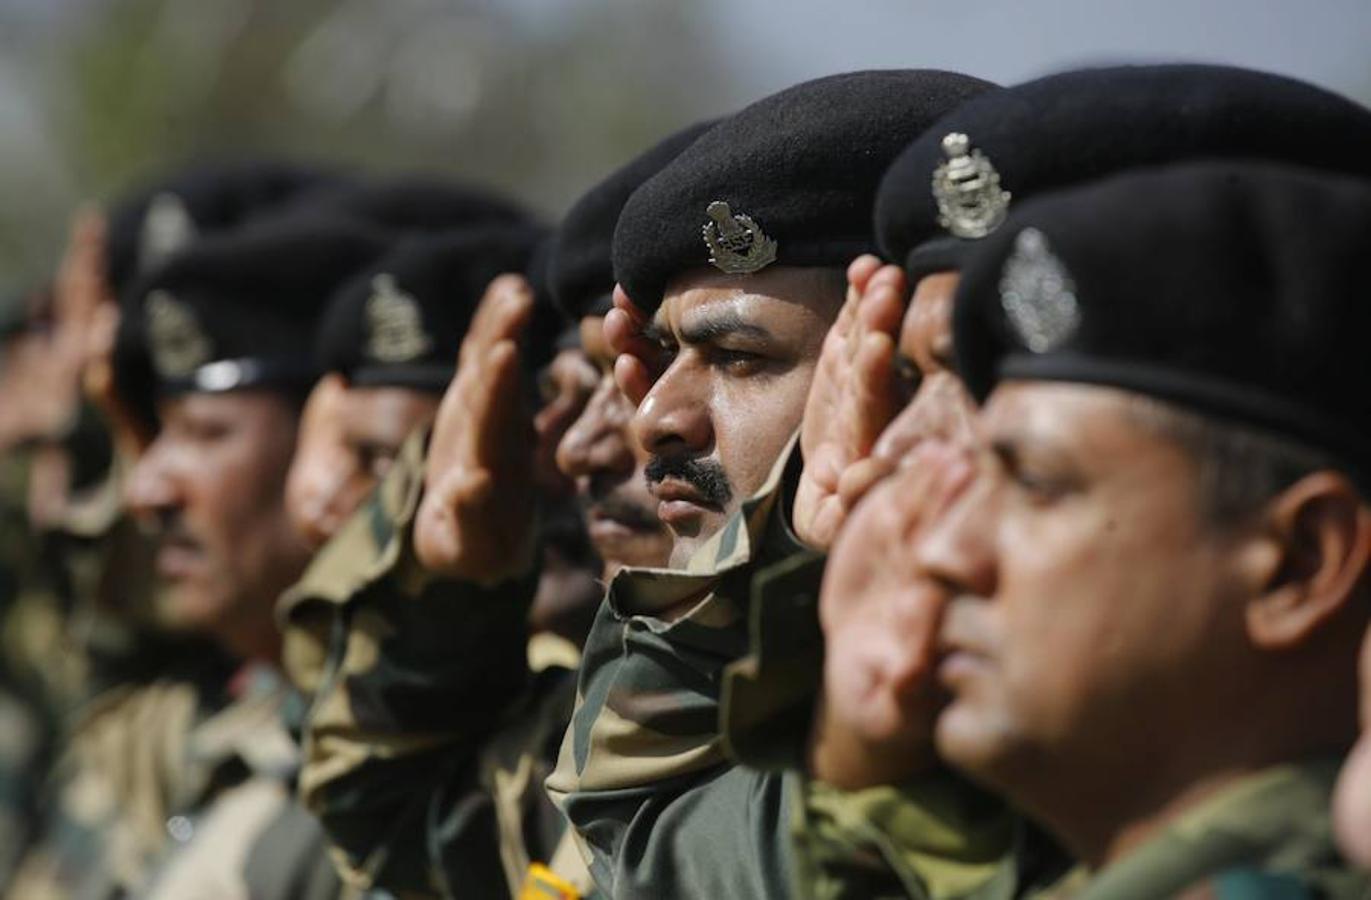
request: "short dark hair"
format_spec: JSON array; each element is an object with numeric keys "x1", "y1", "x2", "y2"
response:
[{"x1": 1127, "y1": 395, "x2": 1368, "y2": 525}]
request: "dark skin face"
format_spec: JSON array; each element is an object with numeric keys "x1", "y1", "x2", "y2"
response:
[
  {"x1": 285, "y1": 375, "x2": 439, "y2": 549},
  {"x1": 557, "y1": 315, "x2": 672, "y2": 576},
  {"x1": 922, "y1": 381, "x2": 1369, "y2": 866},
  {"x1": 125, "y1": 390, "x2": 311, "y2": 661},
  {"x1": 633, "y1": 267, "x2": 842, "y2": 568}
]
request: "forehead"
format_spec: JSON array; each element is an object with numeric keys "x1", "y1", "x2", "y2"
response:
[
  {"x1": 338, "y1": 385, "x2": 438, "y2": 424},
  {"x1": 656, "y1": 268, "x2": 840, "y2": 336},
  {"x1": 159, "y1": 389, "x2": 287, "y2": 423},
  {"x1": 982, "y1": 381, "x2": 1195, "y2": 468}
]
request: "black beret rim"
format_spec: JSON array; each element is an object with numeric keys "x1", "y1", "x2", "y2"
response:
[
  {"x1": 157, "y1": 355, "x2": 318, "y2": 396},
  {"x1": 347, "y1": 364, "x2": 452, "y2": 393},
  {"x1": 634, "y1": 237, "x2": 879, "y2": 314},
  {"x1": 904, "y1": 237, "x2": 973, "y2": 282},
  {"x1": 986, "y1": 353, "x2": 1371, "y2": 468}
]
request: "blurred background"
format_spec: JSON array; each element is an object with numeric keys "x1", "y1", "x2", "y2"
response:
[{"x1": 1, "y1": 0, "x2": 1369, "y2": 305}]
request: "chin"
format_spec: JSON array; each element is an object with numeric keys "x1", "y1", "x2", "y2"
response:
[
  {"x1": 154, "y1": 583, "x2": 232, "y2": 635},
  {"x1": 934, "y1": 701, "x2": 1019, "y2": 788}
]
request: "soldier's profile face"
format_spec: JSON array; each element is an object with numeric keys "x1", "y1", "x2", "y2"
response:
[
  {"x1": 1334, "y1": 626, "x2": 1371, "y2": 867},
  {"x1": 633, "y1": 267, "x2": 842, "y2": 567},
  {"x1": 925, "y1": 382, "x2": 1245, "y2": 805},
  {"x1": 556, "y1": 315, "x2": 671, "y2": 575},
  {"x1": 125, "y1": 390, "x2": 311, "y2": 657}
]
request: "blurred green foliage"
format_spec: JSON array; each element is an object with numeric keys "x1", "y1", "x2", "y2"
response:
[{"x1": 0, "y1": 0, "x2": 748, "y2": 303}]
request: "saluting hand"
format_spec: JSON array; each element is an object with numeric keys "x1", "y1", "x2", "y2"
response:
[
  {"x1": 792, "y1": 255, "x2": 908, "y2": 550},
  {"x1": 604, "y1": 284, "x2": 670, "y2": 407},
  {"x1": 414, "y1": 275, "x2": 537, "y2": 584},
  {"x1": 808, "y1": 440, "x2": 973, "y2": 788}
]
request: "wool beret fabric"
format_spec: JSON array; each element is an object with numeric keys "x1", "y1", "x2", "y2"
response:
[
  {"x1": 116, "y1": 216, "x2": 393, "y2": 401},
  {"x1": 282, "y1": 175, "x2": 535, "y2": 236},
  {"x1": 953, "y1": 160, "x2": 1371, "y2": 465},
  {"x1": 105, "y1": 159, "x2": 348, "y2": 298},
  {"x1": 548, "y1": 120, "x2": 715, "y2": 321},
  {"x1": 613, "y1": 70, "x2": 996, "y2": 314},
  {"x1": 316, "y1": 225, "x2": 547, "y2": 391},
  {"x1": 876, "y1": 64, "x2": 1371, "y2": 281}
]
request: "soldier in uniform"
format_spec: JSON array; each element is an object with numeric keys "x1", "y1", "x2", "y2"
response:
[
  {"x1": 791, "y1": 65, "x2": 1371, "y2": 897},
  {"x1": 521, "y1": 69, "x2": 997, "y2": 898},
  {"x1": 10, "y1": 213, "x2": 392, "y2": 899},
  {"x1": 905, "y1": 159, "x2": 1371, "y2": 897},
  {"x1": 278, "y1": 122, "x2": 711, "y2": 899}
]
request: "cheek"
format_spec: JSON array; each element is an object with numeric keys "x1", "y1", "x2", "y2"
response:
[
  {"x1": 198, "y1": 442, "x2": 294, "y2": 555},
  {"x1": 995, "y1": 507, "x2": 1217, "y2": 737},
  {"x1": 712, "y1": 364, "x2": 815, "y2": 494}
]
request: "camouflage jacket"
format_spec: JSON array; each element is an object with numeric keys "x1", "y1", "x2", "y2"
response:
[
  {"x1": 279, "y1": 430, "x2": 591, "y2": 899},
  {"x1": 8, "y1": 662, "x2": 340, "y2": 900},
  {"x1": 546, "y1": 440, "x2": 812, "y2": 898},
  {"x1": 1036, "y1": 757, "x2": 1368, "y2": 900},
  {"x1": 791, "y1": 774, "x2": 1068, "y2": 900}
]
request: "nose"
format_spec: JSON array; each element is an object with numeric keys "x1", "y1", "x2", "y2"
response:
[
  {"x1": 124, "y1": 437, "x2": 180, "y2": 521},
  {"x1": 631, "y1": 357, "x2": 713, "y2": 459},
  {"x1": 557, "y1": 376, "x2": 635, "y2": 483},
  {"x1": 913, "y1": 455, "x2": 999, "y2": 599}
]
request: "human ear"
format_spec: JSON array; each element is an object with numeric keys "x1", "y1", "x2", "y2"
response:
[{"x1": 1247, "y1": 472, "x2": 1371, "y2": 650}]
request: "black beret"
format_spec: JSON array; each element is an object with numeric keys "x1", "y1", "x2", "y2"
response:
[
  {"x1": 613, "y1": 70, "x2": 997, "y2": 314},
  {"x1": 281, "y1": 175, "x2": 536, "y2": 236},
  {"x1": 105, "y1": 159, "x2": 348, "y2": 298},
  {"x1": 548, "y1": 120, "x2": 715, "y2": 321},
  {"x1": 953, "y1": 161, "x2": 1371, "y2": 465},
  {"x1": 877, "y1": 64, "x2": 1371, "y2": 281},
  {"x1": 316, "y1": 225, "x2": 546, "y2": 392},
  {"x1": 117, "y1": 216, "x2": 393, "y2": 400}
]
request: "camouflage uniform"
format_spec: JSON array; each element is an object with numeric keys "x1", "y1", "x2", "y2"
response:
[
  {"x1": 280, "y1": 430, "x2": 592, "y2": 899},
  {"x1": 1031, "y1": 758, "x2": 1366, "y2": 900},
  {"x1": 545, "y1": 439, "x2": 811, "y2": 898},
  {"x1": 8, "y1": 660, "x2": 340, "y2": 899},
  {"x1": 550, "y1": 435, "x2": 1057, "y2": 899}
]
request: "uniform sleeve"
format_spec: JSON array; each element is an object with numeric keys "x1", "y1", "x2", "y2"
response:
[{"x1": 278, "y1": 430, "x2": 535, "y2": 895}]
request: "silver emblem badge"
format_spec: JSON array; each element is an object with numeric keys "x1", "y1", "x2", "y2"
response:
[
  {"x1": 365, "y1": 274, "x2": 432, "y2": 364},
  {"x1": 702, "y1": 201, "x2": 777, "y2": 274},
  {"x1": 138, "y1": 192, "x2": 197, "y2": 274},
  {"x1": 931, "y1": 132, "x2": 1011, "y2": 240},
  {"x1": 146, "y1": 290, "x2": 213, "y2": 378},
  {"x1": 998, "y1": 228, "x2": 1079, "y2": 354}
]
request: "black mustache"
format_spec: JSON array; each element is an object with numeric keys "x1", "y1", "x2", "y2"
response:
[
  {"x1": 148, "y1": 512, "x2": 204, "y2": 552},
  {"x1": 644, "y1": 455, "x2": 733, "y2": 509}
]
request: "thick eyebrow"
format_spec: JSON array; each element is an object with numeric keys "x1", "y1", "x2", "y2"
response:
[{"x1": 658, "y1": 310, "x2": 775, "y2": 347}]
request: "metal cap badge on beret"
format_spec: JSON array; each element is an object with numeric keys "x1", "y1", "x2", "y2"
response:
[
  {"x1": 116, "y1": 216, "x2": 394, "y2": 401},
  {"x1": 315, "y1": 225, "x2": 547, "y2": 392},
  {"x1": 876, "y1": 63, "x2": 1371, "y2": 282},
  {"x1": 954, "y1": 160, "x2": 1371, "y2": 466},
  {"x1": 105, "y1": 159, "x2": 351, "y2": 430},
  {"x1": 613, "y1": 69, "x2": 997, "y2": 315},
  {"x1": 105, "y1": 159, "x2": 349, "y2": 298},
  {"x1": 548, "y1": 120, "x2": 715, "y2": 321}
]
